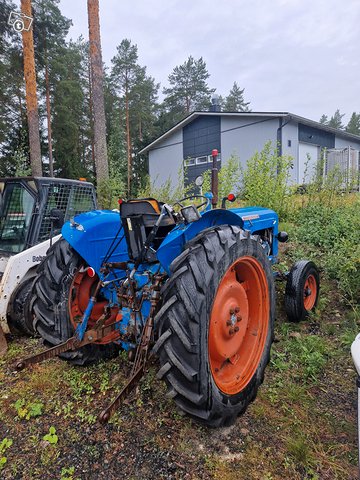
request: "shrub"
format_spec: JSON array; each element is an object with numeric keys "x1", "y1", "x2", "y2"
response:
[
  {"x1": 138, "y1": 166, "x2": 191, "y2": 204},
  {"x1": 296, "y1": 195, "x2": 360, "y2": 307},
  {"x1": 202, "y1": 154, "x2": 242, "y2": 200},
  {"x1": 97, "y1": 176, "x2": 126, "y2": 210},
  {"x1": 241, "y1": 141, "x2": 293, "y2": 220}
]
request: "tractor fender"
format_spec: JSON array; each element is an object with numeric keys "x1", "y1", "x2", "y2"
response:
[
  {"x1": 156, "y1": 209, "x2": 244, "y2": 274},
  {"x1": 61, "y1": 209, "x2": 129, "y2": 274}
]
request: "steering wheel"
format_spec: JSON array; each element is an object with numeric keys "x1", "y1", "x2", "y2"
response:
[{"x1": 174, "y1": 195, "x2": 211, "y2": 212}]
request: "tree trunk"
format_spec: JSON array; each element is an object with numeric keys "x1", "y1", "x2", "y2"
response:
[
  {"x1": 88, "y1": 59, "x2": 96, "y2": 175},
  {"x1": 45, "y1": 60, "x2": 53, "y2": 177},
  {"x1": 21, "y1": 0, "x2": 42, "y2": 176},
  {"x1": 87, "y1": 0, "x2": 109, "y2": 183}
]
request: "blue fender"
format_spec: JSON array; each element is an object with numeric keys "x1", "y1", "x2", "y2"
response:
[
  {"x1": 61, "y1": 210, "x2": 129, "y2": 274},
  {"x1": 156, "y1": 209, "x2": 243, "y2": 274},
  {"x1": 156, "y1": 206, "x2": 279, "y2": 274}
]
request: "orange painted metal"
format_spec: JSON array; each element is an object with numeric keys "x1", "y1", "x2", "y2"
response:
[
  {"x1": 69, "y1": 270, "x2": 119, "y2": 344},
  {"x1": 208, "y1": 256, "x2": 269, "y2": 395},
  {"x1": 303, "y1": 274, "x2": 317, "y2": 311}
]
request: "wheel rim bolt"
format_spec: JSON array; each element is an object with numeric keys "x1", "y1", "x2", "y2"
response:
[
  {"x1": 229, "y1": 308, "x2": 235, "y2": 314},
  {"x1": 234, "y1": 326, "x2": 239, "y2": 332},
  {"x1": 229, "y1": 328, "x2": 234, "y2": 335},
  {"x1": 235, "y1": 307, "x2": 240, "y2": 313},
  {"x1": 226, "y1": 320, "x2": 232, "y2": 326},
  {"x1": 237, "y1": 315, "x2": 242, "y2": 322}
]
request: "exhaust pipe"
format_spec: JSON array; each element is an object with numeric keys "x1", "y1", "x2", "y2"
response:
[{"x1": 211, "y1": 149, "x2": 219, "y2": 208}]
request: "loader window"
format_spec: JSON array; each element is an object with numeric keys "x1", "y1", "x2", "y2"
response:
[{"x1": 0, "y1": 184, "x2": 35, "y2": 253}]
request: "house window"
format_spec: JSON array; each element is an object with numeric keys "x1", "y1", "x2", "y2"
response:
[
  {"x1": 184, "y1": 158, "x2": 195, "y2": 167},
  {"x1": 288, "y1": 140, "x2": 291, "y2": 147},
  {"x1": 196, "y1": 156, "x2": 208, "y2": 165}
]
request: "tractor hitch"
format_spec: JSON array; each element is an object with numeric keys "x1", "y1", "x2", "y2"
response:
[
  {"x1": 15, "y1": 321, "x2": 118, "y2": 371},
  {"x1": 98, "y1": 276, "x2": 161, "y2": 424}
]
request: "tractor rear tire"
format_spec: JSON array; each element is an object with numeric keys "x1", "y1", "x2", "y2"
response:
[
  {"x1": 154, "y1": 225, "x2": 275, "y2": 427},
  {"x1": 31, "y1": 238, "x2": 119, "y2": 365},
  {"x1": 285, "y1": 260, "x2": 320, "y2": 322},
  {"x1": 8, "y1": 276, "x2": 36, "y2": 336}
]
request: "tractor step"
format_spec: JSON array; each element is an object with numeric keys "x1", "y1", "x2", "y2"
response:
[{"x1": 15, "y1": 322, "x2": 118, "y2": 371}]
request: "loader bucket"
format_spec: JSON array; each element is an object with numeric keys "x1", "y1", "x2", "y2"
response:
[{"x1": 0, "y1": 326, "x2": 8, "y2": 356}]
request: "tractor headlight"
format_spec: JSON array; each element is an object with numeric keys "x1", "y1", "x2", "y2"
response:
[{"x1": 181, "y1": 206, "x2": 201, "y2": 224}]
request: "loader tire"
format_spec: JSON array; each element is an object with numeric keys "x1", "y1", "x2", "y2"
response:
[
  {"x1": 31, "y1": 238, "x2": 119, "y2": 365},
  {"x1": 154, "y1": 225, "x2": 275, "y2": 427},
  {"x1": 8, "y1": 276, "x2": 36, "y2": 336}
]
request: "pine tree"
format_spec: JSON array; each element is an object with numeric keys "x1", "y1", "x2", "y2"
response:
[
  {"x1": 224, "y1": 82, "x2": 250, "y2": 112},
  {"x1": 319, "y1": 114, "x2": 328, "y2": 125},
  {"x1": 111, "y1": 39, "x2": 141, "y2": 195},
  {"x1": 0, "y1": 0, "x2": 30, "y2": 176},
  {"x1": 346, "y1": 112, "x2": 360, "y2": 136},
  {"x1": 328, "y1": 109, "x2": 344, "y2": 129},
  {"x1": 32, "y1": 0, "x2": 72, "y2": 176},
  {"x1": 163, "y1": 56, "x2": 215, "y2": 121},
  {"x1": 129, "y1": 70, "x2": 159, "y2": 191},
  {"x1": 51, "y1": 40, "x2": 88, "y2": 178}
]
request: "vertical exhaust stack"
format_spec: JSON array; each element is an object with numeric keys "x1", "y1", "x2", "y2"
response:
[{"x1": 211, "y1": 149, "x2": 219, "y2": 208}]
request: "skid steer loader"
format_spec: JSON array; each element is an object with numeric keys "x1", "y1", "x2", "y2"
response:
[{"x1": 0, "y1": 177, "x2": 97, "y2": 354}]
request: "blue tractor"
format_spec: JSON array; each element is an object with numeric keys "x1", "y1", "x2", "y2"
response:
[{"x1": 17, "y1": 151, "x2": 319, "y2": 426}]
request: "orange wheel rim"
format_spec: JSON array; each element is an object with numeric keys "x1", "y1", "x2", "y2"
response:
[
  {"x1": 208, "y1": 256, "x2": 269, "y2": 395},
  {"x1": 69, "y1": 270, "x2": 119, "y2": 344},
  {"x1": 303, "y1": 274, "x2": 317, "y2": 311}
]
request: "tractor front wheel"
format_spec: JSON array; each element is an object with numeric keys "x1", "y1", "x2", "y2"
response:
[
  {"x1": 31, "y1": 238, "x2": 119, "y2": 365},
  {"x1": 154, "y1": 226, "x2": 275, "y2": 427},
  {"x1": 285, "y1": 260, "x2": 320, "y2": 322}
]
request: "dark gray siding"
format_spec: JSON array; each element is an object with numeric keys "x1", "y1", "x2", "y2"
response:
[
  {"x1": 183, "y1": 116, "x2": 221, "y2": 188},
  {"x1": 298, "y1": 123, "x2": 335, "y2": 149},
  {"x1": 183, "y1": 116, "x2": 221, "y2": 158}
]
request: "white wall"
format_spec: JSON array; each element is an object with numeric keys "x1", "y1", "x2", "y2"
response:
[
  {"x1": 148, "y1": 129, "x2": 183, "y2": 188},
  {"x1": 281, "y1": 122, "x2": 299, "y2": 183},
  {"x1": 298, "y1": 143, "x2": 320, "y2": 183},
  {"x1": 334, "y1": 135, "x2": 360, "y2": 150},
  {"x1": 220, "y1": 116, "x2": 279, "y2": 167}
]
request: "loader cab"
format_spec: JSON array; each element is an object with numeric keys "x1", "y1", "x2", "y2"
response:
[{"x1": 0, "y1": 177, "x2": 97, "y2": 255}]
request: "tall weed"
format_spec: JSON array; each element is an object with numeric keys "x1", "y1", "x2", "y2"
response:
[
  {"x1": 138, "y1": 166, "x2": 192, "y2": 204},
  {"x1": 241, "y1": 141, "x2": 293, "y2": 220},
  {"x1": 202, "y1": 154, "x2": 242, "y2": 199}
]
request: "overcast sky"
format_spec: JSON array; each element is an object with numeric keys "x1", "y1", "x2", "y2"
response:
[{"x1": 18, "y1": 0, "x2": 360, "y2": 123}]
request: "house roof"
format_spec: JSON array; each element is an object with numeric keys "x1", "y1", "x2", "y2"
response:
[{"x1": 139, "y1": 111, "x2": 360, "y2": 154}]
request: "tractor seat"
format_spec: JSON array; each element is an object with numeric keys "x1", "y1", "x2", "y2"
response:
[
  {"x1": 120, "y1": 198, "x2": 175, "y2": 227},
  {"x1": 120, "y1": 198, "x2": 175, "y2": 262}
]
